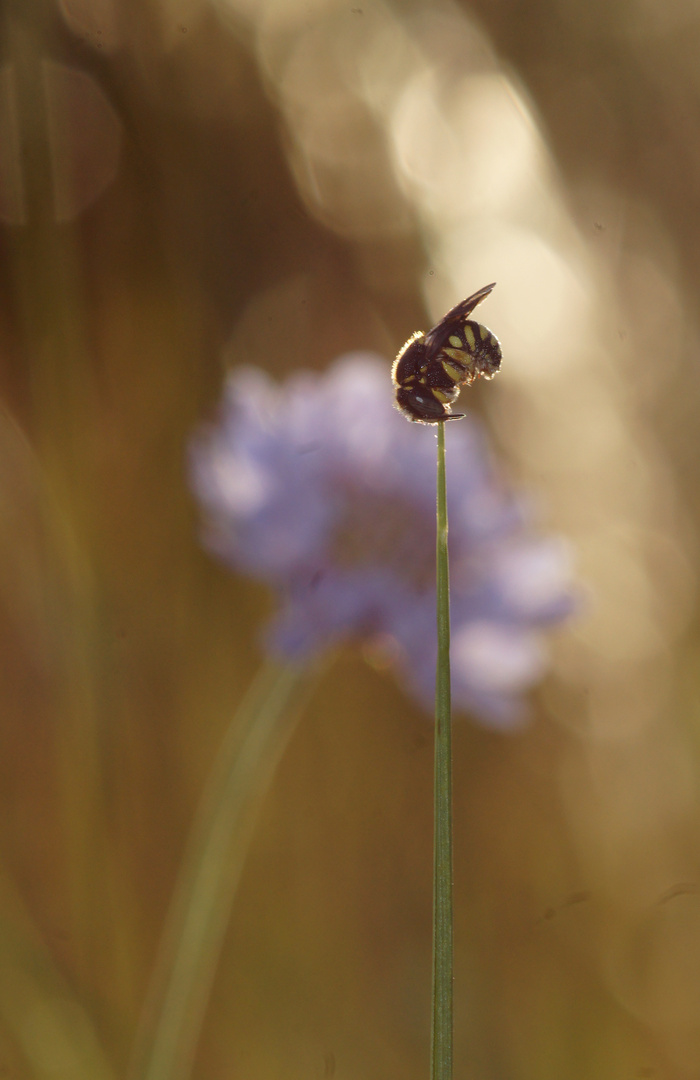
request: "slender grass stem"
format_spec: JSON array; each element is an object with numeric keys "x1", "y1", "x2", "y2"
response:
[
  {"x1": 130, "y1": 657, "x2": 310, "y2": 1080},
  {"x1": 432, "y1": 421, "x2": 453, "y2": 1080}
]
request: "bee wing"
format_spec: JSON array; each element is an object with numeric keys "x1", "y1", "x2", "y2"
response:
[{"x1": 423, "y1": 282, "x2": 496, "y2": 356}]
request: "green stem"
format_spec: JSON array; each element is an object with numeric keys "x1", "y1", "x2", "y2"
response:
[
  {"x1": 432, "y1": 421, "x2": 453, "y2": 1080},
  {"x1": 130, "y1": 657, "x2": 310, "y2": 1080}
]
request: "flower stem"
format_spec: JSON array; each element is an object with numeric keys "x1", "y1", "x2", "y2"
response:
[
  {"x1": 432, "y1": 421, "x2": 453, "y2": 1080},
  {"x1": 129, "y1": 657, "x2": 310, "y2": 1080}
]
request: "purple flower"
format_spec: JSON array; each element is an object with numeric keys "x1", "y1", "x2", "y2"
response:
[{"x1": 190, "y1": 354, "x2": 573, "y2": 729}]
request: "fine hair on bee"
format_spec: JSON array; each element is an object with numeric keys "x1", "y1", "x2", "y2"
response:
[{"x1": 392, "y1": 282, "x2": 502, "y2": 423}]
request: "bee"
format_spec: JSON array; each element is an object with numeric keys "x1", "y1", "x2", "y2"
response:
[{"x1": 392, "y1": 282, "x2": 502, "y2": 423}]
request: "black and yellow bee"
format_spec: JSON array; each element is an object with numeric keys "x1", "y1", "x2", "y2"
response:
[{"x1": 392, "y1": 283, "x2": 502, "y2": 423}]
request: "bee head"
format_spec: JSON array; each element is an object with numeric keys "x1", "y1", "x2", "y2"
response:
[{"x1": 394, "y1": 386, "x2": 463, "y2": 423}]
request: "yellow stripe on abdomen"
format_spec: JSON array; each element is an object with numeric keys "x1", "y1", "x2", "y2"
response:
[{"x1": 441, "y1": 360, "x2": 464, "y2": 382}]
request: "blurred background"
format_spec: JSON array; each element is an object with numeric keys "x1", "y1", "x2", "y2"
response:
[{"x1": 2, "y1": 0, "x2": 700, "y2": 1077}]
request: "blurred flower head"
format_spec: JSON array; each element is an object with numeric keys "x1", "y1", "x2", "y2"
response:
[{"x1": 190, "y1": 355, "x2": 573, "y2": 729}]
